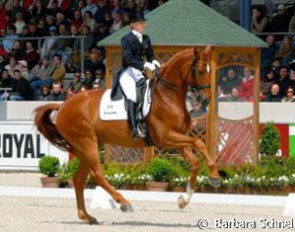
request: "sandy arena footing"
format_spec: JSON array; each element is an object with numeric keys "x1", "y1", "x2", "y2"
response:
[{"x1": 0, "y1": 172, "x2": 292, "y2": 232}]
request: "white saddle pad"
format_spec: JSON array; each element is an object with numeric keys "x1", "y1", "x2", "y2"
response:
[{"x1": 100, "y1": 80, "x2": 151, "y2": 121}]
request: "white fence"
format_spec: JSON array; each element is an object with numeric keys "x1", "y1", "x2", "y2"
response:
[{"x1": 0, "y1": 102, "x2": 67, "y2": 171}]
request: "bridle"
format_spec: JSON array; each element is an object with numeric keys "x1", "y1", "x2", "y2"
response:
[
  {"x1": 182, "y1": 55, "x2": 211, "y2": 91},
  {"x1": 154, "y1": 53, "x2": 211, "y2": 92}
]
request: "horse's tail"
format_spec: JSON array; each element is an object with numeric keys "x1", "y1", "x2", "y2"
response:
[{"x1": 34, "y1": 104, "x2": 72, "y2": 152}]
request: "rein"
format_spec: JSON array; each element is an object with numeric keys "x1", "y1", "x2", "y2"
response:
[
  {"x1": 153, "y1": 69, "x2": 182, "y2": 92},
  {"x1": 152, "y1": 55, "x2": 211, "y2": 92}
]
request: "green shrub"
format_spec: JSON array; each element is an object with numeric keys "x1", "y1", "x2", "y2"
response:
[
  {"x1": 258, "y1": 156, "x2": 285, "y2": 177},
  {"x1": 259, "y1": 122, "x2": 280, "y2": 156},
  {"x1": 147, "y1": 157, "x2": 177, "y2": 182},
  {"x1": 168, "y1": 156, "x2": 190, "y2": 175},
  {"x1": 285, "y1": 157, "x2": 295, "y2": 176},
  {"x1": 39, "y1": 156, "x2": 60, "y2": 177}
]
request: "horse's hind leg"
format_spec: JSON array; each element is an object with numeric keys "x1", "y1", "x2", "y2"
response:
[
  {"x1": 73, "y1": 157, "x2": 98, "y2": 225},
  {"x1": 76, "y1": 138, "x2": 133, "y2": 213}
]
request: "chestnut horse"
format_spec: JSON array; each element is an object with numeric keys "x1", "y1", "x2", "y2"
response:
[{"x1": 35, "y1": 46, "x2": 220, "y2": 224}]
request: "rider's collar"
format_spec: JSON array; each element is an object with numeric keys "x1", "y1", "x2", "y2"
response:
[{"x1": 132, "y1": 30, "x2": 143, "y2": 42}]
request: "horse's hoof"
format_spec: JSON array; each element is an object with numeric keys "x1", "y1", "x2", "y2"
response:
[
  {"x1": 87, "y1": 218, "x2": 99, "y2": 225},
  {"x1": 208, "y1": 177, "x2": 221, "y2": 188},
  {"x1": 120, "y1": 203, "x2": 134, "y2": 213},
  {"x1": 178, "y1": 195, "x2": 188, "y2": 209}
]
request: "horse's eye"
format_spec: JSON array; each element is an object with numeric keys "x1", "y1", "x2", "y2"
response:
[{"x1": 198, "y1": 70, "x2": 204, "y2": 75}]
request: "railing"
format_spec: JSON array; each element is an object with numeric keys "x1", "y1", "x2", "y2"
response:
[{"x1": 0, "y1": 88, "x2": 12, "y2": 101}]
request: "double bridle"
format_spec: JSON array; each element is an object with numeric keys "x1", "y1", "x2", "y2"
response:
[
  {"x1": 153, "y1": 53, "x2": 211, "y2": 92},
  {"x1": 182, "y1": 55, "x2": 211, "y2": 91}
]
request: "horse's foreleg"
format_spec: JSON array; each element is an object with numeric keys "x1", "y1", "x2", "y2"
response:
[
  {"x1": 73, "y1": 157, "x2": 98, "y2": 225},
  {"x1": 166, "y1": 131, "x2": 220, "y2": 187},
  {"x1": 193, "y1": 138, "x2": 220, "y2": 187},
  {"x1": 177, "y1": 147, "x2": 199, "y2": 209}
]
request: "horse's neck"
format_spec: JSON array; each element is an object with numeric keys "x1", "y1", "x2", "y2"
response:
[
  {"x1": 160, "y1": 51, "x2": 191, "y2": 87},
  {"x1": 154, "y1": 68, "x2": 188, "y2": 113},
  {"x1": 156, "y1": 51, "x2": 192, "y2": 95},
  {"x1": 155, "y1": 84, "x2": 187, "y2": 114}
]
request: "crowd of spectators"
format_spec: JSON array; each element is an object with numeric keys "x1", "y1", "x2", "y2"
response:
[
  {"x1": 0, "y1": 0, "x2": 166, "y2": 101},
  {"x1": 216, "y1": 4, "x2": 295, "y2": 104},
  {"x1": 0, "y1": 1, "x2": 295, "y2": 103},
  {"x1": 217, "y1": 65, "x2": 295, "y2": 103}
]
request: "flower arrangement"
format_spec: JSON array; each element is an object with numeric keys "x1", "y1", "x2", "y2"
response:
[
  {"x1": 78, "y1": 155, "x2": 295, "y2": 193},
  {"x1": 196, "y1": 175, "x2": 209, "y2": 187},
  {"x1": 105, "y1": 173, "x2": 127, "y2": 189},
  {"x1": 171, "y1": 177, "x2": 188, "y2": 187},
  {"x1": 129, "y1": 174, "x2": 152, "y2": 185},
  {"x1": 275, "y1": 175, "x2": 289, "y2": 187}
]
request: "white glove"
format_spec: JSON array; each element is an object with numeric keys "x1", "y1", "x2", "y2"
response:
[
  {"x1": 143, "y1": 62, "x2": 156, "y2": 71},
  {"x1": 152, "y1": 59, "x2": 161, "y2": 68}
]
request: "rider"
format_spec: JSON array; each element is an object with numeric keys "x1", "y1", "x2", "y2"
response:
[{"x1": 119, "y1": 12, "x2": 160, "y2": 139}]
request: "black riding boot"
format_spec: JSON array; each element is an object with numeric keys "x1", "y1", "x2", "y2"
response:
[{"x1": 127, "y1": 100, "x2": 139, "y2": 139}]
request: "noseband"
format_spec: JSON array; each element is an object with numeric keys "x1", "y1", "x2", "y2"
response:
[{"x1": 153, "y1": 52, "x2": 211, "y2": 92}]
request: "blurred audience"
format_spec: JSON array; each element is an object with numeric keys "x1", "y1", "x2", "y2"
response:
[
  {"x1": 282, "y1": 86, "x2": 295, "y2": 102},
  {"x1": 1, "y1": 1, "x2": 295, "y2": 103}
]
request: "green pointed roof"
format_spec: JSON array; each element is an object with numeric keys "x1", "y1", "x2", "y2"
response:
[{"x1": 98, "y1": 0, "x2": 267, "y2": 48}]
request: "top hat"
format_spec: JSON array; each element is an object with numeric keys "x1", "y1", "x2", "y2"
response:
[{"x1": 130, "y1": 12, "x2": 146, "y2": 23}]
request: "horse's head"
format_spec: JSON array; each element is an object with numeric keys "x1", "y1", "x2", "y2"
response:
[
  {"x1": 181, "y1": 46, "x2": 211, "y2": 100},
  {"x1": 158, "y1": 46, "x2": 211, "y2": 103}
]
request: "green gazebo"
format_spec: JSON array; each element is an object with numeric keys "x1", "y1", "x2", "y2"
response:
[{"x1": 99, "y1": 0, "x2": 267, "y2": 165}]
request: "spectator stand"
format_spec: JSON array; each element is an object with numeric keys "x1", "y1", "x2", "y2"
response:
[{"x1": 98, "y1": 0, "x2": 267, "y2": 166}]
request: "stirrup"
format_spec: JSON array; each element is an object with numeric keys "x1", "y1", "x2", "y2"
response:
[
  {"x1": 132, "y1": 128, "x2": 140, "y2": 140},
  {"x1": 137, "y1": 123, "x2": 146, "y2": 138}
]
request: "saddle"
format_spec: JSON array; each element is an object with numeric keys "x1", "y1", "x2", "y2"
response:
[{"x1": 101, "y1": 70, "x2": 153, "y2": 145}]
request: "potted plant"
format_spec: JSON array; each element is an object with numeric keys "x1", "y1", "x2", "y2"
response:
[
  {"x1": 38, "y1": 156, "x2": 60, "y2": 188},
  {"x1": 146, "y1": 157, "x2": 177, "y2": 191}
]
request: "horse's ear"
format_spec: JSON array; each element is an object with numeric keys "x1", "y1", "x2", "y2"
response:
[
  {"x1": 203, "y1": 45, "x2": 211, "y2": 56},
  {"x1": 203, "y1": 46, "x2": 211, "y2": 73},
  {"x1": 193, "y1": 47, "x2": 201, "y2": 59}
]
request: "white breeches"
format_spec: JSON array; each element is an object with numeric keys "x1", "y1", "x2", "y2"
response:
[{"x1": 119, "y1": 67, "x2": 145, "y2": 103}]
